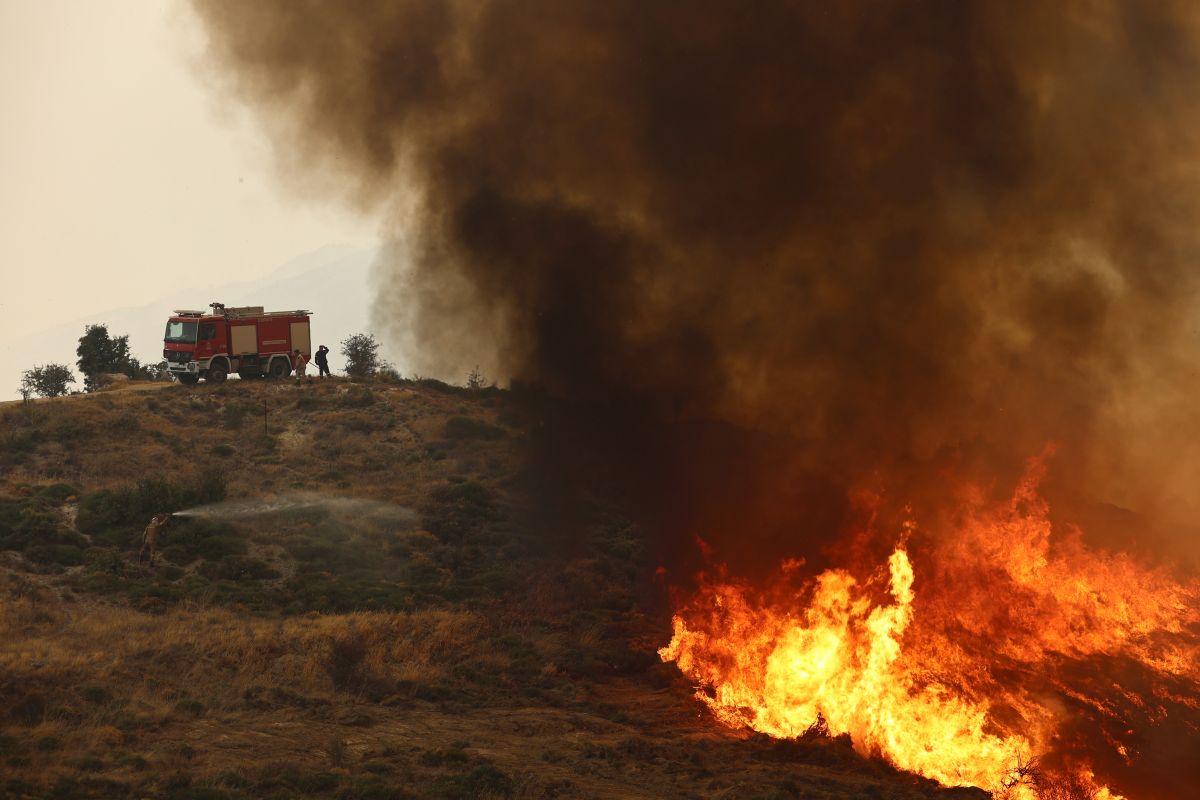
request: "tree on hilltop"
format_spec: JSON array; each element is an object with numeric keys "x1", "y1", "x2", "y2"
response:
[
  {"x1": 20, "y1": 364, "x2": 76, "y2": 398},
  {"x1": 76, "y1": 324, "x2": 149, "y2": 391},
  {"x1": 340, "y1": 333, "x2": 382, "y2": 379}
]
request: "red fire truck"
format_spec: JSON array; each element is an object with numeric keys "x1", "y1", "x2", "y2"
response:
[{"x1": 162, "y1": 303, "x2": 312, "y2": 385}]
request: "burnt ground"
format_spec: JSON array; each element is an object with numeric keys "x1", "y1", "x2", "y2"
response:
[{"x1": 0, "y1": 378, "x2": 987, "y2": 799}]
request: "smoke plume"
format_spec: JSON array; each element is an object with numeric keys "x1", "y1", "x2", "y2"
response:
[{"x1": 189, "y1": 0, "x2": 1200, "y2": 561}]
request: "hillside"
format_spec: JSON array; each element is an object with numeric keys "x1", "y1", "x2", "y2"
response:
[{"x1": 0, "y1": 379, "x2": 985, "y2": 800}]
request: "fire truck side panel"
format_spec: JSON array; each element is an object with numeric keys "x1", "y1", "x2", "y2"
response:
[
  {"x1": 289, "y1": 321, "x2": 311, "y2": 357},
  {"x1": 258, "y1": 317, "x2": 292, "y2": 355},
  {"x1": 230, "y1": 323, "x2": 258, "y2": 355}
]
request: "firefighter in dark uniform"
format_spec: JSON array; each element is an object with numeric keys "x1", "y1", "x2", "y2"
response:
[{"x1": 314, "y1": 345, "x2": 332, "y2": 378}]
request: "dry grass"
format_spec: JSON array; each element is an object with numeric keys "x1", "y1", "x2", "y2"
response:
[
  {"x1": 0, "y1": 588, "x2": 505, "y2": 795},
  {"x1": 1, "y1": 591, "x2": 486, "y2": 710},
  {"x1": 0, "y1": 379, "x2": 514, "y2": 502}
]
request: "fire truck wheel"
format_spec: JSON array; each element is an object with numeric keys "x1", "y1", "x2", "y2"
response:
[
  {"x1": 267, "y1": 358, "x2": 291, "y2": 379},
  {"x1": 177, "y1": 374, "x2": 199, "y2": 386},
  {"x1": 207, "y1": 362, "x2": 229, "y2": 384}
]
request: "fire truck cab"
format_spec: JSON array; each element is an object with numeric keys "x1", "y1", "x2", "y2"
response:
[{"x1": 163, "y1": 303, "x2": 312, "y2": 385}]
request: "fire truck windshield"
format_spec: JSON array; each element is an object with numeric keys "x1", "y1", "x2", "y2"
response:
[{"x1": 164, "y1": 320, "x2": 198, "y2": 344}]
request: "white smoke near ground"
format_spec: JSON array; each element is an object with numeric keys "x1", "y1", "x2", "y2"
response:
[{"x1": 172, "y1": 492, "x2": 417, "y2": 523}]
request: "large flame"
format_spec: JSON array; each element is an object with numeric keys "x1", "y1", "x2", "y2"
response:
[{"x1": 659, "y1": 455, "x2": 1199, "y2": 798}]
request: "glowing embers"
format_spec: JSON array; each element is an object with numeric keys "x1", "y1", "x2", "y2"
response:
[{"x1": 660, "y1": 457, "x2": 1199, "y2": 799}]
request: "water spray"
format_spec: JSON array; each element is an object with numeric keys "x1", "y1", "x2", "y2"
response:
[{"x1": 171, "y1": 492, "x2": 416, "y2": 522}]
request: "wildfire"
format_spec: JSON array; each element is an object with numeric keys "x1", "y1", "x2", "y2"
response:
[{"x1": 659, "y1": 455, "x2": 1199, "y2": 798}]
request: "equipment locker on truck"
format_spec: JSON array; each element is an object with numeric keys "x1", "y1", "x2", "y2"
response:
[{"x1": 163, "y1": 302, "x2": 312, "y2": 385}]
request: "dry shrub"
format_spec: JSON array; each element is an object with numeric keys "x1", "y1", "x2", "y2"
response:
[{"x1": 996, "y1": 755, "x2": 1101, "y2": 800}]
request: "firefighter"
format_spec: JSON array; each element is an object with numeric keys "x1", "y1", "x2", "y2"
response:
[
  {"x1": 293, "y1": 349, "x2": 309, "y2": 379},
  {"x1": 314, "y1": 345, "x2": 331, "y2": 378},
  {"x1": 139, "y1": 513, "x2": 170, "y2": 566}
]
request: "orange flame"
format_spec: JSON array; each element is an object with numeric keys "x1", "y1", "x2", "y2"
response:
[{"x1": 659, "y1": 455, "x2": 1199, "y2": 798}]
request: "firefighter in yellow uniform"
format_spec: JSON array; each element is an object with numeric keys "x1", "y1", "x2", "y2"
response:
[{"x1": 139, "y1": 514, "x2": 170, "y2": 565}]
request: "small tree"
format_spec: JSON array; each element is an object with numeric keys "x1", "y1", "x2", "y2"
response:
[
  {"x1": 20, "y1": 364, "x2": 76, "y2": 398},
  {"x1": 340, "y1": 333, "x2": 382, "y2": 379},
  {"x1": 76, "y1": 324, "x2": 136, "y2": 391},
  {"x1": 145, "y1": 360, "x2": 170, "y2": 381},
  {"x1": 466, "y1": 366, "x2": 485, "y2": 390}
]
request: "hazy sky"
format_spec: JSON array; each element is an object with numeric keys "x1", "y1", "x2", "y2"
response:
[{"x1": 0, "y1": 0, "x2": 377, "y2": 350}]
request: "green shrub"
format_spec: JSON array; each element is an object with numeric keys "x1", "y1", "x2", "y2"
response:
[
  {"x1": 291, "y1": 771, "x2": 341, "y2": 792},
  {"x1": 199, "y1": 557, "x2": 278, "y2": 581},
  {"x1": 10, "y1": 694, "x2": 46, "y2": 726},
  {"x1": 34, "y1": 734, "x2": 62, "y2": 751},
  {"x1": 339, "y1": 387, "x2": 376, "y2": 408},
  {"x1": 1, "y1": 430, "x2": 45, "y2": 466},
  {"x1": 126, "y1": 583, "x2": 181, "y2": 605},
  {"x1": 34, "y1": 483, "x2": 79, "y2": 505},
  {"x1": 325, "y1": 633, "x2": 367, "y2": 691},
  {"x1": 422, "y1": 482, "x2": 496, "y2": 542},
  {"x1": 78, "y1": 499, "x2": 130, "y2": 539},
  {"x1": 80, "y1": 686, "x2": 113, "y2": 705},
  {"x1": 211, "y1": 772, "x2": 251, "y2": 789},
  {"x1": 165, "y1": 786, "x2": 237, "y2": 800},
  {"x1": 221, "y1": 404, "x2": 250, "y2": 429},
  {"x1": 414, "y1": 378, "x2": 466, "y2": 396},
  {"x1": 113, "y1": 753, "x2": 148, "y2": 771},
  {"x1": 77, "y1": 472, "x2": 226, "y2": 543},
  {"x1": 195, "y1": 533, "x2": 248, "y2": 561},
  {"x1": 252, "y1": 434, "x2": 277, "y2": 453},
  {"x1": 443, "y1": 417, "x2": 505, "y2": 441},
  {"x1": 173, "y1": 700, "x2": 206, "y2": 717},
  {"x1": 420, "y1": 746, "x2": 469, "y2": 767},
  {"x1": 334, "y1": 778, "x2": 408, "y2": 800},
  {"x1": 24, "y1": 543, "x2": 87, "y2": 566},
  {"x1": 428, "y1": 765, "x2": 513, "y2": 799},
  {"x1": 85, "y1": 547, "x2": 124, "y2": 574},
  {"x1": 361, "y1": 762, "x2": 393, "y2": 775},
  {"x1": 0, "y1": 502, "x2": 85, "y2": 554}
]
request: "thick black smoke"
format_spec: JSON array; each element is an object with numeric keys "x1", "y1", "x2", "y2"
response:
[
  {"x1": 190, "y1": 0, "x2": 1200, "y2": 564},
  {"x1": 190, "y1": 4, "x2": 1200, "y2": 796}
]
